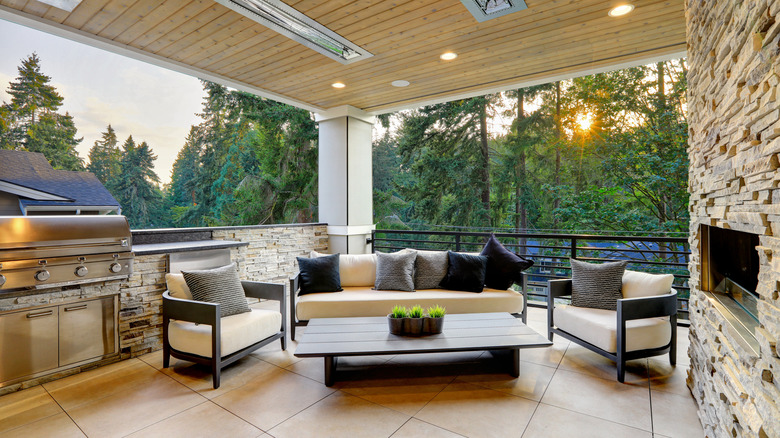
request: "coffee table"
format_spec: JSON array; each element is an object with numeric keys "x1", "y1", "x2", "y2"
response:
[{"x1": 294, "y1": 312, "x2": 552, "y2": 386}]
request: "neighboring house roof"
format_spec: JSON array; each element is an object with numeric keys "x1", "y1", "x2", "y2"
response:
[{"x1": 0, "y1": 150, "x2": 120, "y2": 213}]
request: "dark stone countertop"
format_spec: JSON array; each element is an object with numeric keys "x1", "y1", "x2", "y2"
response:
[{"x1": 133, "y1": 240, "x2": 249, "y2": 256}]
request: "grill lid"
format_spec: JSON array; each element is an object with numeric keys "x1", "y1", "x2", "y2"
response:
[{"x1": 0, "y1": 216, "x2": 132, "y2": 261}]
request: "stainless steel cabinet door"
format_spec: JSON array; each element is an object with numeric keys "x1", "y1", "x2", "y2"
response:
[
  {"x1": 0, "y1": 307, "x2": 59, "y2": 383},
  {"x1": 59, "y1": 297, "x2": 116, "y2": 366}
]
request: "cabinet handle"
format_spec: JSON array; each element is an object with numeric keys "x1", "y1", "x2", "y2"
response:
[
  {"x1": 26, "y1": 310, "x2": 53, "y2": 318},
  {"x1": 64, "y1": 304, "x2": 88, "y2": 312}
]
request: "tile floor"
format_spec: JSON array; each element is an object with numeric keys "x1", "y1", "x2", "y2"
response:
[{"x1": 0, "y1": 307, "x2": 704, "y2": 438}]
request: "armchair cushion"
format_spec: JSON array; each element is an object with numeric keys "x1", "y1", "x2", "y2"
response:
[
  {"x1": 622, "y1": 270, "x2": 674, "y2": 299},
  {"x1": 554, "y1": 304, "x2": 671, "y2": 353},
  {"x1": 570, "y1": 258, "x2": 627, "y2": 310},
  {"x1": 168, "y1": 308, "x2": 282, "y2": 358},
  {"x1": 166, "y1": 273, "x2": 193, "y2": 300},
  {"x1": 311, "y1": 251, "x2": 376, "y2": 287},
  {"x1": 182, "y1": 263, "x2": 251, "y2": 317}
]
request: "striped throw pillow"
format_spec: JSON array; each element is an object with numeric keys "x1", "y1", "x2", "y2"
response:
[
  {"x1": 182, "y1": 263, "x2": 250, "y2": 318},
  {"x1": 570, "y1": 258, "x2": 627, "y2": 311}
]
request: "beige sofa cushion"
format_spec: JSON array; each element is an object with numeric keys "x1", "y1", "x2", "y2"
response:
[
  {"x1": 296, "y1": 287, "x2": 524, "y2": 320},
  {"x1": 622, "y1": 270, "x2": 674, "y2": 299},
  {"x1": 168, "y1": 308, "x2": 281, "y2": 358},
  {"x1": 554, "y1": 304, "x2": 671, "y2": 353},
  {"x1": 311, "y1": 251, "x2": 376, "y2": 287},
  {"x1": 166, "y1": 273, "x2": 193, "y2": 300}
]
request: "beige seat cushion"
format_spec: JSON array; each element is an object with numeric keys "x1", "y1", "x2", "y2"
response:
[
  {"x1": 311, "y1": 251, "x2": 376, "y2": 287},
  {"x1": 166, "y1": 273, "x2": 193, "y2": 300},
  {"x1": 168, "y1": 308, "x2": 281, "y2": 358},
  {"x1": 554, "y1": 304, "x2": 671, "y2": 353},
  {"x1": 622, "y1": 270, "x2": 674, "y2": 299},
  {"x1": 296, "y1": 287, "x2": 524, "y2": 320}
]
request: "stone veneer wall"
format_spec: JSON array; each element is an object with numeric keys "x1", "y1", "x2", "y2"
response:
[
  {"x1": 686, "y1": 1, "x2": 780, "y2": 437},
  {"x1": 0, "y1": 223, "x2": 327, "y2": 394}
]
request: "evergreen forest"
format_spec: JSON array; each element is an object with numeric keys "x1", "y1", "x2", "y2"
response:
[{"x1": 0, "y1": 54, "x2": 689, "y2": 237}]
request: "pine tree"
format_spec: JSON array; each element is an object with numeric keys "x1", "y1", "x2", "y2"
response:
[
  {"x1": 1, "y1": 53, "x2": 83, "y2": 170},
  {"x1": 87, "y1": 125, "x2": 121, "y2": 184},
  {"x1": 110, "y1": 136, "x2": 163, "y2": 228}
]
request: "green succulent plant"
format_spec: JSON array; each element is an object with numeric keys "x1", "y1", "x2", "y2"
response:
[
  {"x1": 409, "y1": 305, "x2": 425, "y2": 318},
  {"x1": 390, "y1": 305, "x2": 409, "y2": 318},
  {"x1": 427, "y1": 305, "x2": 446, "y2": 318}
]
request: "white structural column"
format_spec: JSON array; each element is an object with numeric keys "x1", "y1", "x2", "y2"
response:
[{"x1": 315, "y1": 106, "x2": 375, "y2": 254}]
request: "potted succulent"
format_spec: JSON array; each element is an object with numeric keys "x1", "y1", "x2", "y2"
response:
[
  {"x1": 424, "y1": 305, "x2": 446, "y2": 335},
  {"x1": 388, "y1": 305, "x2": 408, "y2": 335},
  {"x1": 405, "y1": 305, "x2": 425, "y2": 336}
]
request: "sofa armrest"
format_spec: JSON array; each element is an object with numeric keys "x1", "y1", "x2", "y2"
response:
[
  {"x1": 289, "y1": 273, "x2": 300, "y2": 322},
  {"x1": 162, "y1": 291, "x2": 219, "y2": 326},
  {"x1": 242, "y1": 281, "x2": 284, "y2": 301},
  {"x1": 548, "y1": 279, "x2": 572, "y2": 299},
  {"x1": 617, "y1": 290, "x2": 678, "y2": 321}
]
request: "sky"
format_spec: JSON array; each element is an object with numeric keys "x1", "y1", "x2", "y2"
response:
[{"x1": 0, "y1": 19, "x2": 205, "y2": 185}]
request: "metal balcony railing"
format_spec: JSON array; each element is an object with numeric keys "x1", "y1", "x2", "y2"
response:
[{"x1": 372, "y1": 229, "x2": 691, "y2": 322}]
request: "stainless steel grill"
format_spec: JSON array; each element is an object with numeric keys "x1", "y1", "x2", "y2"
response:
[{"x1": 0, "y1": 216, "x2": 133, "y2": 292}]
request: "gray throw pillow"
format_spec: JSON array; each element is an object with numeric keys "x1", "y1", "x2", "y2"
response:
[
  {"x1": 570, "y1": 258, "x2": 627, "y2": 311},
  {"x1": 375, "y1": 250, "x2": 417, "y2": 291},
  {"x1": 413, "y1": 250, "x2": 449, "y2": 289},
  {"x1": 182, "y1": 263, "x2": 251, "y2": 318}
]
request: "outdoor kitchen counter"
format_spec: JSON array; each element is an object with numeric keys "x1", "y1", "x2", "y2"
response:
[{"x1": 132, "y1": 240, "x2": 248, "y2": 256}]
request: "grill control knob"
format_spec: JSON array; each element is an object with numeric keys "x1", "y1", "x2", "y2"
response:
[
  {"x1": 109, "y1": 263, "x2": 123, "y2": 273},
  {"x1": 35, "y1": 270, "x2": 50, "y2": 282},
  {"x1": 0, "y1": 274, "x2": 5, "y2": 287},
  {"x1": 75, "y1": 266, "x2": 88, "y2": 277}
]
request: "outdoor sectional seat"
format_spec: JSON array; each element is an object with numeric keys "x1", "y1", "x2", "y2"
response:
[{"x1": 289, "y1": 252, "x2": 527, "y2": 340}]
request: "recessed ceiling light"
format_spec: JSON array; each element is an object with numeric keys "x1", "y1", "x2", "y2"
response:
[
  {"x1": 440, "y1": 52, "x2": 458, "y2": 61},
  {"x1": 37, "y1": 0, "x2": 82, "y2": 12},
  {"x1": 391, "y1": 80, "x2": 410, "y2": 87},
  {"x1": 608, "y1": 4, "x2": 634, "y2": 17},
  {"x1": 332, "y1": 82, "x2": 346, "y2": 89}
]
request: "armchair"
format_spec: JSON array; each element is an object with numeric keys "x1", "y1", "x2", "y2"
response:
[
  {"x1": 162, "y1": 277, "x2": 286, "y2": 389},
  {"x1": 547, "y1": 276, "x2": 677, "y2": 382}
]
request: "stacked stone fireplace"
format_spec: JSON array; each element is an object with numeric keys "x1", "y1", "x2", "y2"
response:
[{"x1": 686, "y1": 0, "x2": 780, "y2": 437}]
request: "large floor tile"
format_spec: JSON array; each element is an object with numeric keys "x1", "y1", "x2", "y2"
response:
[
  {"x1": 541, "y1": 369, "x2": 652, "y2": 431},
  {"x1": 558, "y1": 344, "x2": 649, "y2": 384},
  {"x1": 518, "y1": 337, "x2": 568, "y2": 368},
  {"x1": 286, "y1": 355, "x2": 389, "y2": 384},
  {"x1": 455, "y1": 360, "x2": 555, "y2": 402},
  {"x1": 250, "y1": 342, "x2": 302, "y2": 368},
  {"x1": 647, "y1": 358, "x2": 692, "y2": 397},
  {"x1": 211, "y1": 367, "x2": 334, "y2": 430},
  {"x1": 64, "y1": 372, "x2": 205, "y2": 438},
  {"x1": 522, "y1": 403, "x2": 652, "y2": 438},
  {"x1": 158, "y1": 354, "x2": 278, "y2": 399},
  {"x1": 414, "y1": 381, "x2": 538, "y2": 438},
  {"x1": 391, "y1": 418, "x2": 464, "y2": 438},
  {"x1": 268, "y1": 391, "x2": 410, "y2": 438},
  {"x1": 651, "y1": 389, "x2": 704, "y2": 438},
  {"x1": 44, "y1": 359, "x2": 161, "y2": 410},
  {"x1": 339, "y1": 371, "x2": 454, "y2": 416},
  {"x1": 126, "y1": 400, "x2": 262, "y2": 438},
  {"x1": 0, "y1": 386, "x2": 63, "y2": 434},
  {"x1": 1, "y1": 412, "x2": 85, "y2": 438}
]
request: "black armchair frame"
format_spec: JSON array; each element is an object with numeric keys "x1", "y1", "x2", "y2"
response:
[
  {"x1": 547, "y1": 279, "x2": 677, "y2": 382},
  {"x1": 289, "y1": 273, "x2": 529, "y2": 341},
  {"x1": 162, "y1": 280, "x2": 287, "y2": 389}
]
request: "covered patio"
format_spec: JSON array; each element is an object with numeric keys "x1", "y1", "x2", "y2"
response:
[{"x1": 0, "y1": 1, "x2": 778, "y2": 437}]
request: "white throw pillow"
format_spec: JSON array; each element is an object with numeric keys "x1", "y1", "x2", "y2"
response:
[
  {"x1": 310, "y1": 251, "x2": 377, "y2": 287},
  {"x1": 166, "y1": 273, "x2": 193, "y2": 300},
  {"x1": 622, "y1": 270, "x2": 674, "y2": 299}
]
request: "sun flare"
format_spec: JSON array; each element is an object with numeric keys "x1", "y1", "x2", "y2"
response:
[{"x1": 577, "y1": 113, "x2": 593, "y2": 131}]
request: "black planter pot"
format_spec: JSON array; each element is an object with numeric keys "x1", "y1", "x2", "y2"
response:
[
  {"x1": 388, "y1": 315, "x2": 405, "y2": 335},
  {"x1": 423, "y1": 316, "x2": 444, "y2": 335}
]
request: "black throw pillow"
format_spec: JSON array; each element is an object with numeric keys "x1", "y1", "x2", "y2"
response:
[
  {"x1": 439, "y1": 251, "x2": 488, "y2": 293},
  {"x1": 296, "y1": 253, "x2": 342, "y2": 295},
  {"x1": 480, "y1": 235, "x2": 534, "y2": 289}
]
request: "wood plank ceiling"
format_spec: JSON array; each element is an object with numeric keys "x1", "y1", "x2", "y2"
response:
[{"x1": 0, "y1": 0, "x2": 686, "y2": 114}]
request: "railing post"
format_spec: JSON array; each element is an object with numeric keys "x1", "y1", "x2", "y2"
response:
[
  {"x1": 570, "y1": 237, "x2": 577, "y2": 260},
  {"x1": 455, "y1": 234, "x2": 461, "y2": 252}
]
